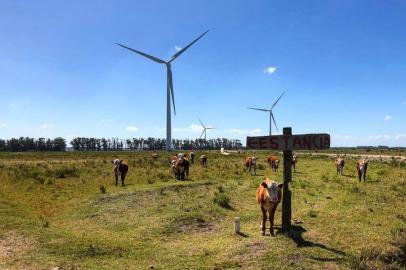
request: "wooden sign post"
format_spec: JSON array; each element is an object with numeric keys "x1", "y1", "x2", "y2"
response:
[{"x1": 246, "y1": 128, "x2": 330, "y2": 233}]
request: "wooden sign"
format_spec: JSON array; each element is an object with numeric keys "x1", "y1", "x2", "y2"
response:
[
  {"x1": 246, "y1": 128, "x2": 331, "y2": 233},
  {"x1": 246, "y1": 133, "x2": 330, "y2": 150}
]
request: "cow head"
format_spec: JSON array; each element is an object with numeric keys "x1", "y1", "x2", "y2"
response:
[
  {"x1": 261, "y1": 180, "x2": 283, "y2": 203},
  {"x1": 274, "y1": 159, "x2": 279, "y2": 168},
  {"x1": 359, "y1": 160, "x2": 368, "y2": 173},
  {"x1": 251, "y1": 157, "x2": 257, "y2": 165},
  {"x1": 178, "y1": 153, "x2": 185, "y2": 161},
  {"x1": 112, "y1": 159, "x2": 121, "y2": 167}
]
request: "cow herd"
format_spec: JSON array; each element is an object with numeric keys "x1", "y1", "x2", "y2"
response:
[{"x1": 111, "y1": 153, "x2": 371, "y2": 236}]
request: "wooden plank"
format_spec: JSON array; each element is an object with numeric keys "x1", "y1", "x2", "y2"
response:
[
  {"x1": 246, "y1": 133, "x2": 330, "y2": 150},
  {"x1": 282, "y1": 127, "x2": 292, "y2": 233}
]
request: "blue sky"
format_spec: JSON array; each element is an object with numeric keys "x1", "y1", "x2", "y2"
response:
[{"x1": 0, "y1": 0, "x2": 405, "y2": 146}]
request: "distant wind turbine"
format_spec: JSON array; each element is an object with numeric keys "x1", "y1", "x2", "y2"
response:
[
  {"x1": 117, "y1": 30, "x2": 209, "y2": 151},
  {"x1": 247, "y1": 91, "x2": 286, "y2": 136},
  {"x1": 198, "y1": 118, "x2": 215, "y2": 141}
]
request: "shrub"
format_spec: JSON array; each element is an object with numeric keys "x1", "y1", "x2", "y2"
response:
[
  {"x1": 99, "y1": 185, "x2": 107, "y2": 194},
  {"x1": 308, "y1": 210, "x2": 318, "y2": 218},
  {"x1": 213, "y1": 191, "x2": 230, "y2": 208}
]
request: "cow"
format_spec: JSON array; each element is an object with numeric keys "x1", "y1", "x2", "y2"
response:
[
  {"x1": 200, "y1": 155, "x2": 208, "y2": 166},
  {"x1": 152, "y1": 153, "x2": 159, "y2": 160},
  {"x1": 255, "y1": 178, "x2": 284, "y2": 236},
  {"x1": 356, "y1": 159, "x2": 369, "y2": 182},
  {"x1": 267, "y1": 156, "x2": 280, "y2": 173},
  {"x1": 245, "y1": 157, "x2": 257, "y2": 175},
  {"x1": 335, "y1": 158, "x2": 345, "y2": 175},
  {"x1": 292, "y1": 154, "x2": 298, "y2": 172},
  {"x1": 112, "y1": 159, "x2": 129, "y2": 187},
  {"x1": 188, "y1": 152, "x2": 195, "y2": 164},
  {"x1": 171, "y1": 153, "x2": 190, "y2": 180}
]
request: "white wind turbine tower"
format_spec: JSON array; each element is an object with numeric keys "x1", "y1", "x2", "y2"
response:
[
  {"x1": 247, "y1": 91, "x2": 286, "y2": 136},
  {"x1": 117, "y1": 30, "x2": 209, "y2": 151},
  {"x1": 198, "y1": 118, "x2": 215, "y2": 141}
]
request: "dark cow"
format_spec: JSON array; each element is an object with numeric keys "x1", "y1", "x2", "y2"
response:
[
  {"x1": 255, "y1": 178, "x2": 284, "y2": 236},
  {"x1": 245, "y1": 156, "x2": 257, "y2": 175},
  {"x1": 335, "y1": 158, "x2": 345, "y2": 175},
  {"x1": 152, "y1": 153, "x2": 159, "y2": 160},
  {"x1": 171, "y1": 153, "x2": 190, "y2": 180},
  {"x1": 112, "y1": 159, "x2": 129, "y2": 187},
  {"x1": 267, "y1": 156, "x2": 280, "y2": 173},
  {"x1": 188, "y1": 152, "x2": 195, "y2": 164},
  {"x1": 356, "y1": 159, "x2": 369, "y2": 182},
  {"x1": 199, "y1": 155, "x2": 208, "y2": 166},
  {"x1": 292, "y1": 154, "x2": 298, "y2": 172}
]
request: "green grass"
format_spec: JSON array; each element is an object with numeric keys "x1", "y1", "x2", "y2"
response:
[{"x1": 0, "y1": 151, "x2": 405, "y2": 269}]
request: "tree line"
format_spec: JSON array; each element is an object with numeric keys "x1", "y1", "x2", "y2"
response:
[
  {"x1": 0, "y1": 137, "x2": 66, "y2": 152},
  {"x1": 70, "y1": 137, "x2": 243, "y2": 151},
  {"x1": 0, "y1": 137, "x2": 243, "y2": 151}
]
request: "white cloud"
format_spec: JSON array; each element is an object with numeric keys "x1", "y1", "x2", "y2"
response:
[
  {"x1": 125, "y1": 126, "x2": 139, "y2": 132},
  {"x1": 264, "y1": 66, "x2": 277, "y2": 75},
  {"x1": 40, "y1": 124, "x2": 49, "y2": 129},
  {"x1": 394, "y1": 134, "x2": 406, "y2": 140},
  {"x1": 0, "y1": 123, "x2": 7, "y2": 128},
  {"x1": 384, "y1": 115, "x2": 392, "y2": 121},
  {"x1": 173, "y1": 124, "x2": 204, "y2": 132},
  {"x1": 174, "y1": 46, "x2": 182, "y2": 52},
  {"x1": 227, "y1": 128, "x2": 262, "y2": 135}
]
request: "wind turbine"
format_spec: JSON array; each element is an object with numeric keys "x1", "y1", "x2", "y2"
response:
[
  {"x1": 198, "y1": 118, "x2": 215, "y2": 141},
  {"x1": 117, "y1": 30, "x2": 209, "y2": 151},
  {"x1": 247, "y1": 91, "x2": 286, "y2": 136}
]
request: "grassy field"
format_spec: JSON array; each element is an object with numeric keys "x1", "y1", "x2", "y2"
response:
[{"x1": 0, "y1": 151, "x2": 405, "y2": 270}]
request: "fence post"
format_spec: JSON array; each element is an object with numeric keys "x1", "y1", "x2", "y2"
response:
[{"x1": 282, "y1": 127, "x2": 292, "y2": 233}]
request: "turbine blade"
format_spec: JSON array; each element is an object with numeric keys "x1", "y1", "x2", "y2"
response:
[
  {"x1": 198, "y1": 118, "x2": 205, "y2": 129},
  {"x1": 200, "y1": 129, "x2": 205, "y2": 138},
  {"x1": 116, "y1": 43, "x2": 166, "y2": 64},
  {"x1": 271, "y1": 113, "x2": 279, "y2": 133},
  {"x1": 168, "y1": 30, "x2": 209, "y2": 63},
  {"x1": 271, "y1": 91, "x2": 286, "y2": 110},
  {"x1": 247, "y1": 107, "x2": 269, "y2": 112},
  {"x1": 167, "y1": 66, "x2": 176, "y2": 115}
]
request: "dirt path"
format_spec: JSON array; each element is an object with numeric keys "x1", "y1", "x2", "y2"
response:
[{"x1": 308, "y1": 152, "x2": 406, "y2": 162}]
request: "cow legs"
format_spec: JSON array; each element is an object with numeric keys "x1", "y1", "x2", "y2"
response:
[
  {"x1": 358, "y1": 171, "x2": 362, "y2": 182},
  {"x1": 363, "y1": 166, "x2": 367, "y2": 182},
  {"x1": 121, "y1": 174, "x2": 125, "y2": 187},
  {"x1": 115, "y1": 174, "x2": 118, "y2": 187},
  {"x1": 269, "y1": 206, "x2": 277, "y2": 236},
  {"x1": 261, "y1": 207, "x2": 267, "y2": 235}
]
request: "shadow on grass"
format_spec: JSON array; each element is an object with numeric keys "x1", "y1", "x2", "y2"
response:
[
  {"x1": 236, "y1": 232, "x2": 249, "y2": 237},
  {"x1": 276, "y1": 225, "x2": 346, "y2": 261}
]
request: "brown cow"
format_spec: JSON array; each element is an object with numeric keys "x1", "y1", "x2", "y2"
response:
[
  {"x1": 188, "y1": 152, "x2": 195, "y2": 164},
  {"x1": 112, "y1": 159, "x2": 129, "y2": 187},
  {"x1": 199, "y1": 155, "x2": 207, "y2": 166},
  {"x1": 335, "y1": 158, "x2": 345, "y2": 175},
  {"x1": 256, "y1": 178, "x2": 284, "y2": 236},
  {"x1": 292, "y1": 154, "x2": 298, "y2": 172},
  {"x1": 356, "y1": 159, "x2": 368, "y2": 182},
  {"x1": 171, "y1": 153, "x2": 190, "y2": 180},
  {"x1": 267, "y1": 156, "x2": 280, "y2": 173},
  {"x1": 245, "y1": 157, "x2": 257, "y2": 175}
]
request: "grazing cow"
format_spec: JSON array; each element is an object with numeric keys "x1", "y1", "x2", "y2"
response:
[
  {"x1": 267, "y1": 156, "x2": 280, "y2": 173},
  {"x1": 171, "y1": 153, "x2": 190, "y2": 180},
  {"x1": 245, "y1": 157, "x2": 257, "y2": 175},
  {"x1": 112, "y1": 159, "x2": 129, "y2": 187},
  {"x1": 335, "y1": 158, "x2": 345, "y2": 175},
  {"x1": 200, "y1": 155, "x2": 208, "y2": 166},
  {"x1": 152, "y1": 153, "x2": 159, "y2": 160},
  {"x1": 188, "y1": 152, "x2": 195, "y2": 164},
  {"x1": 356, "y1": 159, "x2": 369, "y2": 182},
  {"x1": 292, "y1": 154, "x2": 298, "y2": 172},
  {"x1": 256, "y1": 178, "x2": 284, "y2": 236}
]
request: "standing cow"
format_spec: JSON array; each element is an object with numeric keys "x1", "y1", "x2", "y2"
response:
[
  {"x1": 200, "y1": 155, "x2": 208, "y2": 166},
  {"x1": 256, "y1": 177, "x2": 284, "y2": 236},
  {"x1": 356, "y1": 159, "x2": 369, "y2": 182},
  {"x1": 267, "y1": 156, "x2": 280, "y2": 173},
  {"x1": 292, "y1": 154, "x2": 298, "y2": 172},
  {"x1": 335, "y1": 158, "x2": 345, "y2": 175},
  {"x1": 171, "y1": 153, "x2": 190, "y2": 180},
  {"x1": 188, "y1": 152, "x2": 195, "y2": 164},
  {"x1": 112, "y1": 159, "x2": 129, "y2": 187},
  {"x1": 245, "y1": 157, "x2": 257, "y2": 175}
]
